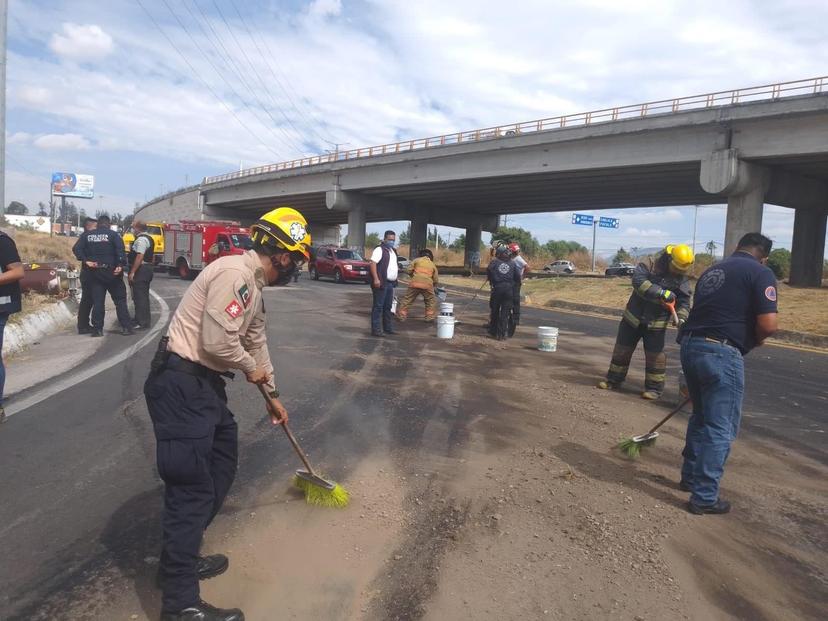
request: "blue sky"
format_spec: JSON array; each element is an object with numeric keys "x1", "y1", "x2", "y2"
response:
[{"x1": 5, "y1": 0, "x2": 828, "y2": 256}]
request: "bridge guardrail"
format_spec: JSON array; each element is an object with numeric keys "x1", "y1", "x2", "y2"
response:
[{"x1": 203, "y1": 76, "x2": 827, "y2": 185}]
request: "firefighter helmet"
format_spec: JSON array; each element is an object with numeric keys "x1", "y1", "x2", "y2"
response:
[
  {"x1": 250, "y1": 207, "x2": 312, "y2": 261},
  {"x1": 667, "y1": 243, "x2": 694, "y2": 273}
]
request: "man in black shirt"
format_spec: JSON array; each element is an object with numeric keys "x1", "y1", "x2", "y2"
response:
[
  {"x1": 486, "y1": 245, "x2": 521, "y2": 340},
  {"x1": 73, "y1": 215, "x2": 134, "y2": 336},
  {"x1": 72, "y1": 216, "x2": 98, "y2": 334},
  {"x1": 678, "y1": 233, "x2": 778, "y2": 515},
  {"x1": 0, "y1": 231, "x2": 24, "y2": 423}
]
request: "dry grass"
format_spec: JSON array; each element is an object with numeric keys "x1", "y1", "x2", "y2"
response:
[
  {"x1": 439, "y1": 274, "x2": 828, "y2": 335},
  {"x1": 8, "y1": 292, "x2": 60, "y2": 326},
  {"x1": 7, "y1": 230, "x2": 78, "y2": 265}
]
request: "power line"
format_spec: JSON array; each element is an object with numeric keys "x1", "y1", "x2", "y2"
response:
[
  {"x1": 225, "y1": 0, "x2": 332, "y2": 147},
  {"x1": 208, "y1": 0, "x2": 315, "y2": 150},
  {"x1": 186, "y1": 0, "x2": 307, "y2": 154},
  {"x1": 157, "y1": 0, "x2": 293, "y2": 156},
  {"x1": 134, "y1": 0, "x2": 284, "y2": 161}
]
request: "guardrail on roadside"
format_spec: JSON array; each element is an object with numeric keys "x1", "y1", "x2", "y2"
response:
[{"x1": 204, "y1": 76, "x2": 827, "y2": 185}]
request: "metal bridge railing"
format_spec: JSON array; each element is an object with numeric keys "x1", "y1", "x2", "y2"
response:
[{"x1": 203, "y1": 76, "x2": 827, "y2": 185}]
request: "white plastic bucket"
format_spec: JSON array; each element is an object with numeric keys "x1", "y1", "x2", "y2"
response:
[
  {"x1": 391, "y1": 297, "x2": 398, "y2": 315},
  {"x1": 537, "y1": 326, "x2": 558, "y2": 352},
  {"x1": 437, "y1": 315, "x2": 455, "y2": 339},
  {"x1": 439, "y1": 302, "x2": 454, "y2": 316}
]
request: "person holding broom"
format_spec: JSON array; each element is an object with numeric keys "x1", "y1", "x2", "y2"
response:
[
  {"x1": 144, "y1": 206, "x2": 310, "y2": 621},
  {"x1": 678, "y1": 233, "x2": 778, "y2": 515},
  {"x1": 396, "y1": 248, "x2": 440, "y2": 322},
  {"x1": 597, "y1": 244, "x2": 694, "y2": 400}
]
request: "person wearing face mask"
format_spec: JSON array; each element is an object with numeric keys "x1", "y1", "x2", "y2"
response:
[
  {"x1": 143, "y1": 206, "x2": 309, "y2": 621},
  {"x1": 368, "y1": 230, "x2": 399, "y2": 337}
]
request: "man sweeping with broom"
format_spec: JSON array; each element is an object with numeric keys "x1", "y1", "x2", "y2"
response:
[{"x1": 144, "y1": 207, "x2": 311, "y2": 621}]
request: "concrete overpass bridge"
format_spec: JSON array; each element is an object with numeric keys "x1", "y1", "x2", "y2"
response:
[{"x1": 137, "y1": 77, "x2": 828, "y2": 285}]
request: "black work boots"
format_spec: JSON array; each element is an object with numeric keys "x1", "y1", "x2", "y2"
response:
[{"x1": 160, "y1": 600, "x2": 244, "y2": 621}]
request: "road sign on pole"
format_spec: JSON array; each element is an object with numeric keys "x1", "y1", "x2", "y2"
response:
[
  {"x1": 572, "y1": 213, "x2": 594, "y2": 226},
  {"x1": 599, "y1": 216, "x2": 620, "y2": 229}
]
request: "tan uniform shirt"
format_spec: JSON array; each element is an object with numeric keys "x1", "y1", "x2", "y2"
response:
[{"x1": 167, "y1": 250, "x2": 275, "y2": 391}]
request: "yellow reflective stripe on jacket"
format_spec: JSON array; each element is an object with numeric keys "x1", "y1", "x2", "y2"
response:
[
  {"x1": 637, "y1": 279, "x2": 653, "y2": 295},
  {"x1": 622, "y1": 309, "x2": 640, "y2": 327},
  {"x1": 647, "y1": 319, "x2": 669, "y2": 330}
]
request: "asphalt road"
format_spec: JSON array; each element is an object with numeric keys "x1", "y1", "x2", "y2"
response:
[{"x1": 0, "y1": 275, "x2": 824, "y2": 619}]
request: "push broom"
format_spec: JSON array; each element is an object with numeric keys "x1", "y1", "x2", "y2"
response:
[
  {"x1": 257, "y1": 383, "x2": 350, "y2": 508},
  {"x1": 618, "y1": 300, "x2": 689, "y2": 458},
  {"x1": 617, "y1": 397, "x2": 691, "y2": 458}
]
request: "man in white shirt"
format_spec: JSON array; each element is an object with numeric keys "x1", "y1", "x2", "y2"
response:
[
  {"x1": 368, "y1": 230, "x2": 398, "y2": 336},
  {"x1": 128, "y1": 221, "x2": 155, "y2": 329},
  {"x1": 510, "y1": 243, "x2": 528, "y2": 327}
]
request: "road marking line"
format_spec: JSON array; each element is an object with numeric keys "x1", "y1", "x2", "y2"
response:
[{"x1": 5, "y1": 289, "x2": 171, "y2": 419}]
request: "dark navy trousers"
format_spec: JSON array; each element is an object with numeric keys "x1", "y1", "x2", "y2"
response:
[{"x1": 144, "y1": 368, "x2": 238, "y2": 612}]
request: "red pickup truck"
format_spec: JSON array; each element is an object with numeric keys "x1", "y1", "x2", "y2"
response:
[{"x1": 309, "y1": 246, "x2": 372, "y2": 284}]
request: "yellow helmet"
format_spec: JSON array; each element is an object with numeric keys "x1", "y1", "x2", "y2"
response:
[
  {"x1": 250, "y1": 207, "x2": 312, "y2": 261},
  {"x1": 667, "y1": 243, "x2": 694, "y2": 273}
]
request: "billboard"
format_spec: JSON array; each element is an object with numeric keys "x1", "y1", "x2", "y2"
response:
[{"x1": 51, "y1": 172, "x2": 94, "y2": 199}]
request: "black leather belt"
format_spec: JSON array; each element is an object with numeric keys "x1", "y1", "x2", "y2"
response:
[{"x1": 166, "y1": 353, "x2": 234, "y2": 381}]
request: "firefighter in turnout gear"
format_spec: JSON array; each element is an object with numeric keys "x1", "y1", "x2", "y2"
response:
[
  {"x1": 144, "y1": 206, "x2": 310, "y2": 621},
  {"x1": 598, "y1": 244, "x2": 693, "y2": 400},
  {"x1": 396, "y1": 248, "x2": 439, "y2": 321}
]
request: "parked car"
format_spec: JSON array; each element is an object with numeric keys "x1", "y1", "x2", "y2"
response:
[
  {"x1": 397, "y1": 255, "x2": 411, "y2": 271},
  {"x1": 605, "y1": 262, "x2": 636, "y2": 277},
  {"x1": 309, "y1": 246, "x2": 372, "y2": 283},
  {"x1": 543, "y1": 260, "x2": 576, "y2": 275}
]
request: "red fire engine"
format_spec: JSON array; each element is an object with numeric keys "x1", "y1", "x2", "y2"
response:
[{"x1": 161, "y1": 220, "x2": 251, "y2": 279}]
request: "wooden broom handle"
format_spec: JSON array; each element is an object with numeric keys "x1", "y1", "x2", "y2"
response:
[
  {"x1": 256, "y1": 383, "x2": 318, "y2": 476},
  {"x1": 647, "y1": 397, "x2": 691, "y2": 435}
]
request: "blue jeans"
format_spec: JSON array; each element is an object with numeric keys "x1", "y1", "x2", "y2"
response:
[
  {"x1": 371, "y1": 284, "x2": 394, "y2": 334},
  {"x1": 0, "y1": 312, "x2": 8, "y2": 406},
  {"x1": 679, "y1": 336, "x2": 745, "y2": 506}
]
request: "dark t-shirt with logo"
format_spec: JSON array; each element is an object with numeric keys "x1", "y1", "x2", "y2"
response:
[
  {"x1": 0, "y1": 233, "x2": 22, "y2": 314},
  {"x1": 682, "y1": 251, "x2": 778, "y2": 354}
]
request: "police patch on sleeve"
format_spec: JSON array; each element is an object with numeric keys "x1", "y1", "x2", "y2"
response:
[
  {"x1": 765, "y1": 286, "x2": 777, "y2": 302},
  {"x1": 225, "y1": 299, "x2": 243, "y2": 319},
  {"x1": 239, "y1": 284, "x2": 250, "y2": 308}
]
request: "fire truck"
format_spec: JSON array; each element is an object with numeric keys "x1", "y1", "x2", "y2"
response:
[{"x1": 161, "y1": 220, "x2": 252, "y2": 279}]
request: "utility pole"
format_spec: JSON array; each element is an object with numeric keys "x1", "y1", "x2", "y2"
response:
[
  {"x1": 692, "y1": 205, "x2": 699, "y2": 255},
  {"x1": 591, "y1": 220, "x2": 598, "y2": 272},
  {"x1": 0, "y1": 0, "x2": 8, "y2": 220}
]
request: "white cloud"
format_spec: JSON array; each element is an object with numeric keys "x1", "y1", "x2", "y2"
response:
[
  {"x1": 307, "y1": 0, "x2": 343, "y2": 19},
  {"x1": 625, "y1": 227, "x2": 670, "y2": 238},
  {"x1": 49, "y1": 23, "x2": 113, "y2": 62},
  {"x1": 7, "y1": 132, "x2": 32, "y2": 145},
  {"x1": 33, "y1": 133, "x2": 91, "y2": 151},
  {"x1": 17, "y1": 85, "x2": 51, "y2": 106}
]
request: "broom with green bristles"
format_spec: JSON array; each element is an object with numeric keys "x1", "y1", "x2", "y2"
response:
[
  {"x1": 617, "y1": 397, "x2": 691, "y2": 458},
  {"x1": 258, "y1": 384, "x2": 350, "y2": 508}
]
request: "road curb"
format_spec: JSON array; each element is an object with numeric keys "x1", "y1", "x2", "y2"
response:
[
  {"x1": 442, "y1": 282, "x2": 828, "y2": 350},
  {"x1": 3, "y1": 299, "x2": 77, "y2": 358}
]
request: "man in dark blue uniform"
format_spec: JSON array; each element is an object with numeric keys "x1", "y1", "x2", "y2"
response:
[
  {"x1": 678, "y1": 233, "x2": 778, "y2": 515},
  {"x1": 73, "y1": 215, "x2": 134, "y2": 336},
  {"x1": 0, "y1": 230, "x2": 24, "y2": 424},
  {"x1": 487, "y1": 245, "x2": 521, "y2": 340},
  {"x1": 72, "y1": 216, "x2": 97, "y2": 334}
]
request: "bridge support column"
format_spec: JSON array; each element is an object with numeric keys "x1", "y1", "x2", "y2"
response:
[
  {"x1": 464, "y1": 224, "x2": 483, "y2": 272},
  {"x1": 347, "y1": 207, "x2": 366, "y2": 253},
  {"x1": 724, "y1": 187, "x2": 766, "y2": 257},
  {"x1": 410, "y1": 215, "x2": 428, "y2": 255},
  {"x1": 700, "y1": 149, "x2": 770, "y2": 257},
  {"x1": 789, "y1": 208, "x2": 827, "y2": 286}
]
